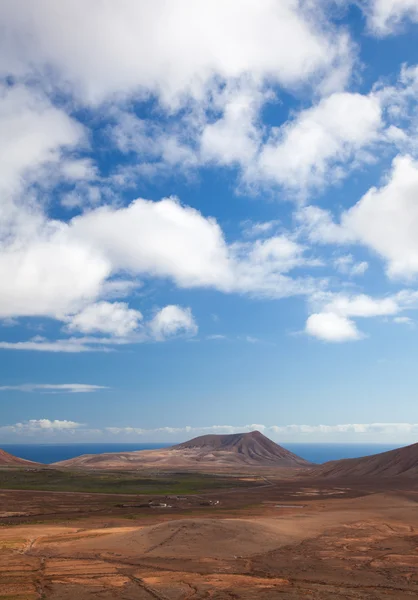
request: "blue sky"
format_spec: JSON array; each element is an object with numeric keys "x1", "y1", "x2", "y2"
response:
[{"x1": 2, "y1": 0, "x2": 418, "y2": 444}]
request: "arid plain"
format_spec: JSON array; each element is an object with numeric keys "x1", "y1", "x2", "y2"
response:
[{"x1": 2, "y1": 433, "x2": 418, "y2": 599}]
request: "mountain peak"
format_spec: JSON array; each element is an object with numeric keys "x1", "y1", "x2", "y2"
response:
[
  {"x1": 172, "y1": 431, "x2": 311, "y2": 467},
  {"x1": 55, "y1": 431, "x2": 311, "y2": 470}
]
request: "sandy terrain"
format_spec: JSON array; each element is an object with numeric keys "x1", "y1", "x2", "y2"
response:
[{"x1": 2, "y1": 476, "x2": 418, "y2": 598}]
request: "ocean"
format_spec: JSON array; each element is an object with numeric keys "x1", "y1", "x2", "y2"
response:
[{"x1": 1, "y1": 442, "x2": 401, "y2": 465}]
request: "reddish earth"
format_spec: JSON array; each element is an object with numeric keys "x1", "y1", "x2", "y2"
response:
[
  {"x1": 313, "y1": 440, "x2": 418, "y2": 478},
  {"x1": 0, "y1": 448, "x2": 40, "y2": 467},
  {"x1": 4, "y1": 437, "x2": 418, "y2": 597},
  {"x1": 2, "y1": 474, "x2": 418, "y2": 598},
  {"x1": 53, "y1": 431, "x2": 312, "y2": 470}
]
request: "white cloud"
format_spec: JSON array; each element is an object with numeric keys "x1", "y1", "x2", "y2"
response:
[
  {"x1": 0, "y1": 337, "x2": 107, "y2": 353},
  {"x1": 0, "y1": 84, "x2": 108, "y2": 320},
  {"x1": 229, "y1": 234, "x2": 322, "y2": 297},
  {"x1": 149, "y1": 305, "x2": 198, "y2": 341},
  {"x1": 297, "y1": 156, "x2": 418, "y2": 280},
  {"x1": 0, "y1": 193, "x2": 321, "y2": 330},
  {"x1": 0, "y1": 83, "x2": 84, "y2": 195},
  {"x1": 342, "y1": 155, "x2": 418, "y2": 279},
  {"x1": 106, "y1": 421, "x2": 418, "y2": 439},
  {"x1": 0, "y1": 383, "x2": 107, "y2": 393},
  {"x1": 71, "y1": 197, "x2": 232, "y2": 290},
  {"x1": 0, "y1": 221, "x2": 111, "y2": 319},
  {"x1": 269, "y1": 422, "x2": 418, "y2": 435},
  {"x1": 65, "y1": 301, "x2": 143, "y2": 337},
  {"x1": 0, "y1": 419, "x2": 83, "y2": 434},
  {"x1": 0, "y1": 302, "x2": 199, "y2": 351},
  {"x1": 296, "y1": 204, "x2": 354, "y2": 244},
  {"x1": 364, "y1": 0, "x2": 418, "y2": 35},
  {"x1": 200, "y1": 87, "x2": 263, "y2": 166},
  {"x1": 3, "y1": 420, "x2": 418, "y2": 442},
  {"x1": 393, "y1": 315, "x2": 414, "y2": 326},
  {"x1": 320, "y1": 293, "x2": 398, "y2": 318},
  {"x1": 71, "y1": 197, "x2": 319, "y2": 300},
  {"x1": 0, "y1": 1, "x2": 351, "y2": 106},
  {"x1": 241, "y1": 220, "x2": 281, "y2": 238},
  {"x1": 305, "y1": 312, "x2": 362, "y2": 342},
  {"x1": 106, "y1": 423, "x2": 267, "y2": 436},
  {"x1": 333, "y1": 254, "x2": 368, "y2": 276},
  {"x1": 252, "y1": 92, "x2": 382, "y2": 192},
  {"x1": 305, "y1": 291, "x2": 406, "y2": 342},
  {"x1": 60, "y1": 158, "x2": 97, "y2": 181}
]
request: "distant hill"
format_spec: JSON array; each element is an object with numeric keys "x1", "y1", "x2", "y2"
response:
[
  {"x1": 173, "y1": 431, "x2": 311, "y2": 467},
  {"x1": 0, "y1": 448, "x2": 40, "y2": 467},
  {"x1": 313, "y1": 442, "x2": 418, "y2": 478},
  {"x1": 54, "y1": 431, "x2": 311, "y2": 470}
]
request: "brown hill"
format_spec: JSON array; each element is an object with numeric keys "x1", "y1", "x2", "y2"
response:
[
  {"x1": 313, "y1": 442, "x2": 418, "y2": 478},
  {"x1": 172, "y1": 431, "x2": 310, "y2": 466},
  {"x1": 54, "y1": 431, "x2": 311, "y2": 470},
  {"x1": 0, "y1": 448, "x2": 40, "y2": 467}
]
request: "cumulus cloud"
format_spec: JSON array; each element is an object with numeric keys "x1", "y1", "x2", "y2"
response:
[
  {"x1": 342, "y1": 155, "x2": 418, "y2": 279},
  {"x1": 364, "y1": 0, "x2": 418, "y2": 35},
  {"x1": 1, "y1": 1, "x2": 417, "y2": 354},
  {"x1": 200, "y1": 87, "x2": 263, "y2": 166},
  {"x1": 149, "y1": 306, "x2": 198, "y2": 341},
  {"x1": 298, "y1": 156, "x2": 418, "y2": 280},
  {"x1": 0, "y1": 0, "x2": 351, "y2": 106},
  {"x1": 65, "y1": 302, "x2": 143, "y2": 337},
  {"x1": 305, "y1": 291, "x2": 412, "y2": 342},
  {"x1": 305, "y1": 312, "x2": 362, "y2": 342},
  {"x1": 0, "y1": 194, "x2": 321, "y2": 330},
  {"x1": 0, "y1": 301, "x2": 200, "y2": 352},
  {"x1": 0, "y1": 383, "x2": 107, "y2": 393},
  {"x1": 0, "y1": 83, "x2": 84, "y2": 195},
  {"x1": 319, "y1": 293, "x2": 399, "y2": 318},
  {"x1": 252, "y1": 92, "x2": 382, "y2": 193}
]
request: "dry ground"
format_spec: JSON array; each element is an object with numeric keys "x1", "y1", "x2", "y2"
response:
[{"x1": 2, "y1": 476, "x2": 418, "y2": 599}]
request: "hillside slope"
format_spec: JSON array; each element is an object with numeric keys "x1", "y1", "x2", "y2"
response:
[
  {"x1": 54, "y1": 431, "x2": 311, "y2": 470},
  {"x1": 314, "y1": 442, "x2": 418, "y2": 478},
  {"x1": 0, "y1": 449, "x2": 40, "y2": 467}
]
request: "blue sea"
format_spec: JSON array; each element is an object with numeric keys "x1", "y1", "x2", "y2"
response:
[{"x1": 0, "y1": 442, "x2": 402, "y2": 465}]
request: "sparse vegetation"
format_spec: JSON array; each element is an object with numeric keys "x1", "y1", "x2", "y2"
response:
[{"x1": 0, "y1": 468, "x2": 261, "y2": 495}]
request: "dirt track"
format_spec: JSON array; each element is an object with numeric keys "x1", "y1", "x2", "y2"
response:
[{"x1": 2, "y1": 477, "x2": 418, "y2": 598}]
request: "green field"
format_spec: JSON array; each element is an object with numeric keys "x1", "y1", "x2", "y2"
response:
[{"x1": 0, "y1": 468, "x2": 260, "y2": 495}]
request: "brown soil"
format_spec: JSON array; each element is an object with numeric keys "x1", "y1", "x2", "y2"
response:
[
  {"x1": 2, "y1": 474, "x2": 418, "y2": 598},
  {"x1": 312, "y1": 440, "x2": 418, "y2": 478},
  {"x1": 0, "y1": 449, "x2": 40, "y2": 467}
]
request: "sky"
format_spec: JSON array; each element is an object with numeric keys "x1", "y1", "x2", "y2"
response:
[{"x1": 2, "y1": 0, "x2": 418, "y2": 444}]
